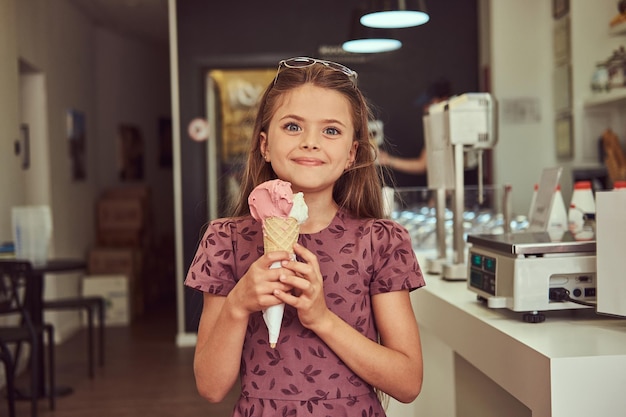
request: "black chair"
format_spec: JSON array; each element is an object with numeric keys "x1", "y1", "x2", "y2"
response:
[
  {"x1": 0, "y1": 260, "x2": 55, "y2": 417},
  {"x1": 42, "y1": 289, "x2": 105, "y2": 379}
]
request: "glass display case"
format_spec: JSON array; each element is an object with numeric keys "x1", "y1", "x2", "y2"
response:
[{"x1": 391, "y1": 185, "x2": 529, "y2": 251}]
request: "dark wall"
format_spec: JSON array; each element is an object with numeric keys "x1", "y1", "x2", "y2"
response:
[{"x1": 177, "y1": 0, "x2": 478, "y2": 332}]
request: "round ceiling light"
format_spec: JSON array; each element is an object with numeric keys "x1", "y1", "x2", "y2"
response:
[
  {"x1": 360, "y1": 10, "x2": 429, "y2": 29},
  {"x1": 360, "y1": 0, "x2": 430, "y2": 29},
  {"x1": 342, "y1": 38, "x2": 402, "y2": 54}
]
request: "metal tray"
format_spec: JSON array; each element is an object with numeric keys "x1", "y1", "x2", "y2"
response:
[{"x1": 467, "y1": 231, "x2": 596, "y2": 255}]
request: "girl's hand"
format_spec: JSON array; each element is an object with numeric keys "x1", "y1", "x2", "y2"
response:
[
  {"x1": 274, "y1": 243, "x2": 329, "y2": 331},
  {"x1": 228, "y1": 251, "x2": 294, "y2": 317}
]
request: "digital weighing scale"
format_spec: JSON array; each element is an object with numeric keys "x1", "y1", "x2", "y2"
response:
[{"x1": 467, "y1": 231, "x2": 596, "y2": 322}]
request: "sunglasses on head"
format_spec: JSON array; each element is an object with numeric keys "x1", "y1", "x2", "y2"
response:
[{"x1": 274, "y1": 57, "x2": 358, "y2": 87}]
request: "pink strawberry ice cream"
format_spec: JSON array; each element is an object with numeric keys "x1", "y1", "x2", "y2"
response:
[{"x1": 248, "y1": 179, "x2": 293, "y2": 223}]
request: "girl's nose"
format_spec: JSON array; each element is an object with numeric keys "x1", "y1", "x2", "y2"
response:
[{"x1": 300, "y1": 131, "x2": 320, "y2": 150}]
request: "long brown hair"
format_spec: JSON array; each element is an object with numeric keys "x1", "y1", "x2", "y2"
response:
[{"x1": 231, "y1": 60, "x2": 384, "y2": 219}]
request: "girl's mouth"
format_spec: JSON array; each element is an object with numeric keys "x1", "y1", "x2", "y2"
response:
[{"x1": 293, "y1": 158, "x2": 324, "y2": 166}]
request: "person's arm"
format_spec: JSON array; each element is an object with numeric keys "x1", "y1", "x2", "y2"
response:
[
  {"x1": 378, "y1": 148, "x2": 427, "y2": 174},
  {"x1": 317, "y1": 291, "x2": 422, "y2": 403},
  {"x1": 193, "y1": 293, "x2": 246, "y2": 402},
  {"x1": 193, "y1": 250, "x2": 294, "y2": 403},
  {"x1": 276, "y1": 244, "x2": 423, "y2": 403}
]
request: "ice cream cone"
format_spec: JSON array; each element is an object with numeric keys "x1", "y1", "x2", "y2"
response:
[
  {"x1": 249, "y1": 180, "x2": 308, "y2": 349},
  {"x1": 262, "y1": 216, "x2": 299, "y2": 348},
  {"x1": 264, "y1": 217, "x2": 299, "y2": 254}
]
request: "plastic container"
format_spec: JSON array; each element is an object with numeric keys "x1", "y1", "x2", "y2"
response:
[
  {"x1": 11, "y1": 205, "x2": 53, "y2": 267},
  {"x1": 527, "y1": 183, "x2": 538, "y2": 220},
  {"x1": 568, "y1": 181, "x2": 596, "y2": 236},
  {"x1": 547, "y1": 185, "x2": 568, "y2": 240}
]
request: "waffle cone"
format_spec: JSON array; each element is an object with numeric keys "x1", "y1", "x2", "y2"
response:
[{"x1": 263, "y1": 217, "x2": 299, "y2": 254}]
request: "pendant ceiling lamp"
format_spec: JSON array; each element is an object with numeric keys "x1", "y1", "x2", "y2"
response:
[
  {"x1": 360, "y1": 0, "x2": 430, "y2": 29},
  {"x1": 342, "y1": 36, "x2": 402, "y2": 53},
  {"x1": 342, "y1": 9, "x2": 402, "y2": 54}
]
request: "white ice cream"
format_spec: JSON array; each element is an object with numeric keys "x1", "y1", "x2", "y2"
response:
[{"x1": 289, "y1": 192, "x2": 308, "y2": 224}]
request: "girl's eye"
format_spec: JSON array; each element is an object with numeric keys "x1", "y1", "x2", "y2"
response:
[
  {"x1": 284, "y1": 122, "x2": 301, "y2": 132},
  {"x1": 324, "y1": 127, "x2": 340, "y2": 136}
]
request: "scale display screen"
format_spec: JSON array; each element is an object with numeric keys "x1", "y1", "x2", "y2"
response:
[
  {"x1": 471, "y1": 253, "x2": 482, "y2": 268},
  {"x1": 484, "y1": 256, "x2": 496, "y2": 273},
  {"x1": 469, "y1": 251, "x2": 496, "y2": 295}
]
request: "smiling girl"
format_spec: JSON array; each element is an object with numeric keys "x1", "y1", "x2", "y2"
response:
[{"x1": 185, "y1": 57, "x2": 426, "y2": 417}]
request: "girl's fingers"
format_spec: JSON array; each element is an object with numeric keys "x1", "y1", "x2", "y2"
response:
[
  {"x1": 293, "y1": 242, "x2": 315, "y2": 262},
  {"x1": 273, "y1": 286, "x2": 299, "y2": 304},
  {"x1": 263, "y1": 250, "x2": 293, "y2": 268},
  {"x1": 280, "y1": 260, "x2": 313, "y2": 280},
  {"x1": 237, "y1": 251, "x2": 295, "y2": 311},
  {"x1": 279, "y1": 272, "x2": 310, "y2": 292},
  {"x1": 280, "y1": 244, "x2": 318, "y2": 276}
]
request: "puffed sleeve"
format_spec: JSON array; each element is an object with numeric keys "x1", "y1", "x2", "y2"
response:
[
  {"x1": 369, "y1": 219, "x2": 425, "y2": 295},
  {"x1": 184, "y1": 218, "x2": 240, "y2": 295}
]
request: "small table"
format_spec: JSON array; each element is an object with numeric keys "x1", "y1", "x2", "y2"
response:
[{"x1": 21, "y1": 259, "x2": 86, "y2": 399}]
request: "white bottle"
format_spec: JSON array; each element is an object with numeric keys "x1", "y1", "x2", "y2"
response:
[
  {"x1": 613, "y1": 180, "x2": 626, "y2": 191},
  {"x1": 568, "y1": 181, "x2": 596, "y2": 236},
  {"x1": 527, "y1": 183, "x2": 538, "y2": 220},
  {"x1": 547, "y1": 185, "x2": 567, "y2": 240}
]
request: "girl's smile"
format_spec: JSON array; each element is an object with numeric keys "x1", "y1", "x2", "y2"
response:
[{"x1": 291, "y1": 156, "x2": 324, "y2": 166}]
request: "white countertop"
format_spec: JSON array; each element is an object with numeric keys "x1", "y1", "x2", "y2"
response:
[
  {"x1": 414, "y1": 272, "x2": 626, "y2": 357},
  {"x1": 409, "y1": 264, "x2": 626, "y2": 417}
]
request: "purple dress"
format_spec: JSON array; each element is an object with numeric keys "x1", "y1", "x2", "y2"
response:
[{"x1": 185, "y1": 208, "x2": 425, "y2": 417}]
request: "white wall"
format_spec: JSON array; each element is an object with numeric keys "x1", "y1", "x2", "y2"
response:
[
  {"x1": 490, "y1": 0, "x2": 556, "y2": 216},
  {"x1": 490, "y1": 0, "x2": 622, "y2": 215},
  {"x1": 1, "y1": 0, "x2": 171, "y2": 341},
  {"x1": 95, "y1": 28, "x2": 173, "y2": 238},
  {"x1": 37, "y1": 0, "x2": 98, "y2": 259},
  {"x1": 0, "y1": 0, "x2": 23, "y2": 237},
  {"x1": 20, "y1": 73, "x2": 52, "y2": 205}
]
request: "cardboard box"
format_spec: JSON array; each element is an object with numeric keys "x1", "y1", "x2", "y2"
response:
[
  {"x1": 102, "y1": 185, "x2": 151, "y2": 200},
  {"x1": 82, "y1": 275, "x2": 130, "y2": 326},
  {"x1": 97, "y1": 197, "x2": 147, "y2": 231},
  {"x1": 96, "y1": 228, "x2": 150, "y2": 248},
  {"x1": 87, "y1": 248, "x2": 145, "y2": 317},
  {"x1": 88, "y1": 247, "x2": 142, "y2": 280}
]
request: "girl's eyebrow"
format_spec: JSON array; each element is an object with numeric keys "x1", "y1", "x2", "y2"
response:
[
  {"x1": 279, "y1": 114, "x2": 347, "y2": 127},
  {"x1": 321, "y1": 118, "x2": 347, "y2": 127},
  {"x1": 278, "y1": 114, "x2": 304, "y2": 122}
]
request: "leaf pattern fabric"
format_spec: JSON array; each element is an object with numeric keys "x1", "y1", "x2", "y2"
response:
[{"x1": 185, "y1": 209, "x2": 425, "y2": 416}]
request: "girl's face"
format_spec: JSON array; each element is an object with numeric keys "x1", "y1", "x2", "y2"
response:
[{"x1": 260, "y1": 84, "x2": 358, "y2": 195}]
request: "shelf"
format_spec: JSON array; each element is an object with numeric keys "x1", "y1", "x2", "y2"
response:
[{"x1": 583, "y1": 89, "x2": 626, "y2": 108}]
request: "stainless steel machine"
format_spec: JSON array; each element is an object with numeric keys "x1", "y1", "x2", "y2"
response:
[
  {"x1": 466, "y1": 231, "x2": 597, "y2": 322},
  {"x1": 423, "y1": 100, "x2": 454, "y2": 274},
  {"x1": 441, "y1": 93, "x2": 498, "y2": 280}
]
